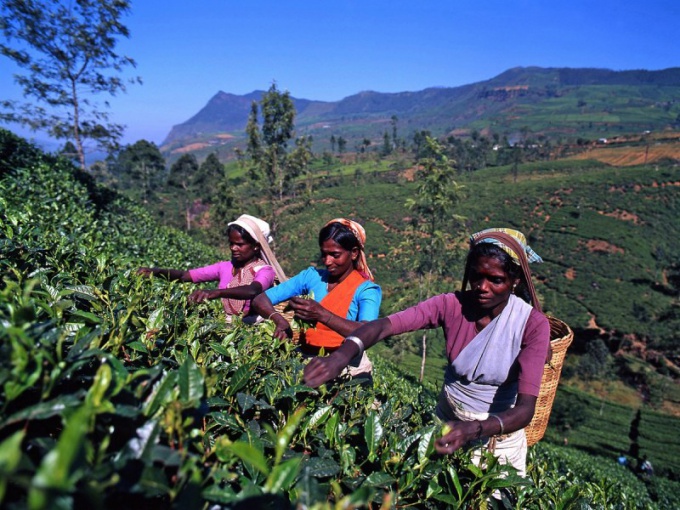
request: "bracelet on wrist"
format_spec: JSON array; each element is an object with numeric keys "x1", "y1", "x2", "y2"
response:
[
  {"x1": 344, "y1": 335, "x2": 365, "y2": 357},
  {"x1": 490, "y1": 414, "x2": 505, "y2": 436},
  {"x1": 268, "y1": 311, "x2": 282, "y2": 321}
]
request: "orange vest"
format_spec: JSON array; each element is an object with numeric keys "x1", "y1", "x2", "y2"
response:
[{"x1": 302, "y1": 270, "x2": 367, "y2": 349}]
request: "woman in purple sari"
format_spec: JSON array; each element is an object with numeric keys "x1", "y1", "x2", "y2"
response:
[{"x1": 304, "y1": 228, "x2": 550, "y2": 475}]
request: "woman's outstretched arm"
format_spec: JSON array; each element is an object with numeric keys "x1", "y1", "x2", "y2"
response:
[
  {"x1": 251, "y1": 293, "x2": 293, "y2": 340},
  {"x1": 137, "y1": 267, "x2": 192, "y2": 281},
  {"x1": 303, "y1": 317, "x2": 393, "y2": 387},
  {"x1": 187, "y1": 282, "x2": 264, "y2": 304}
]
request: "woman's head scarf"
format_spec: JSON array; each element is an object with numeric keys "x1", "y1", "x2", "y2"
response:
[
  {"x1": 324, "y1": 218, "x2": 374, "y2": 281},
  {"x1": 228, "y1": 214, "x2": 287, "y2": 282},
  {"x1": 228, "y1": 214, "x2": 273, "y2": 245},
  {"x1": 465, "y1": 227, "x2": 543, "y2": 312},
  {"x1": 469, "y1": 228, "x2": 543, "y2": 265}
]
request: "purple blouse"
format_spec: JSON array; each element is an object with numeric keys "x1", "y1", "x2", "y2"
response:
[{"x1": 388, "y1": 292, "x2": 550, "y2": 397}]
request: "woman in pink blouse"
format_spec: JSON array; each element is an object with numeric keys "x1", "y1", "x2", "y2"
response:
[
  {"x1": 304, "y1": 228, "x2": 550, "y2": 476},
  {"x1": 137, "y1": 214, "x2": 279, "y2": 321}
]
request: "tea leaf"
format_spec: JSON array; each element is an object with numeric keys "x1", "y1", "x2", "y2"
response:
[
  {"x1": 179, "y1": 356, "x2": 204, "y2": 405},
  {"x1": 228, "y1": 441, "x2": 270, "y2": 476},
  {"x1": 265, "y1": 457, "x2": 303, "y2": 493},
  {"x1": 226, "y1": 364, "x2": 252, "y2": 397}
]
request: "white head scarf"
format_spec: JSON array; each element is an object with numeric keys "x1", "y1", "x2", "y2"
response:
[{"x1": 228, "y1": 214, "x2": 273, "y2": 244}]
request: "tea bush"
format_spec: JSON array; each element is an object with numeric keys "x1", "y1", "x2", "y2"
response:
[{"x1": 1, "y1": 131, "x2": 677, "y2": 508}]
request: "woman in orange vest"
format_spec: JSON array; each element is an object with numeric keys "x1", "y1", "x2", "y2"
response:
[{"x1": 252, "y1": 218, "x2": 381, "y2": 383}]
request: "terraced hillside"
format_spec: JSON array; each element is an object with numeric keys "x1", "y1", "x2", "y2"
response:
[{"x1": 2, "y1": 129, "x2": 680, "y2": 507}]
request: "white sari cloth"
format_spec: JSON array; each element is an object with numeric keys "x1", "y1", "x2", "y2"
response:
[
  {"x1": 436, "y1": 294, "x2": 533, "y2": 475},
  {"x1": 443, "y1": 294, "x2": 532, "y2": 413}
]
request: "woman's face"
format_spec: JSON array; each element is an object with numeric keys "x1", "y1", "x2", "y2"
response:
[
  {"x1": 320, "y1": 239, "x2": 357, "y2": 280},
  {"x1": 229, "y1": 229, "x2": 259, "y2": 265},
  {"x1": 468, "y1": 255, "x2": 519, "y2": 315}
]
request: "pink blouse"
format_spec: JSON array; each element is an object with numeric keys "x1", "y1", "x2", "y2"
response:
[{"x1": 189, "y1": 261, "x2": 275, "y2": 314}]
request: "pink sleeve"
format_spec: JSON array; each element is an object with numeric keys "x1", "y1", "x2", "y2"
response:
[
  {"x1": 188, "y1": 261, "x2": 227, "y2": 283},
  {"x1": 253, "y1": 265, "x2": 276, "y2": 291},
  {"x1": 517, "y1": 310, "x2": 551, "y2": 397}
]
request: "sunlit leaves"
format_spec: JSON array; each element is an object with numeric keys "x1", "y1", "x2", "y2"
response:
[{"x1": 3, "y1": 132, "x2": 675, "y2": 508}]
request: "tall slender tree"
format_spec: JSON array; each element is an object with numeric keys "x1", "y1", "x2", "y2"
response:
[
  {"x1": 0, "y1": 0, "x2": 140, "y2": 169},
  {"x1": 288, "y1": 135, "x2": 314, "y2": 198},
  {"x1": 116, "y1": 140, "x2": 165, "y2": 204},
  {"x1": 195, "y1": 152, "x2": 224, "y2": 201},
  {"x1": 401, "y1": 136, "x2": 464, "y2": 381},
  {"x1": 391, "y1": 114, "x2": 399, "y2": 149},
  {"x1": 337, "y1": 136, "x2": 347, "y2": 155},
  {"x1": 245, "y1": 83, "x2": 298, "y2": 233},
  {"x1": 168, "y1": 154, "x2": 199, "y2": 231}
]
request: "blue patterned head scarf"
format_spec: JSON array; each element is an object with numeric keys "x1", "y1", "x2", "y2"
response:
[{"x1": 470, "y1": 228, "x2": 543, "y2": 265}]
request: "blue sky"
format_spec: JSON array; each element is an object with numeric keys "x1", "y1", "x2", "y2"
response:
[{"x1": 1, "y1": 0, "x2": 678, "y2": 146}]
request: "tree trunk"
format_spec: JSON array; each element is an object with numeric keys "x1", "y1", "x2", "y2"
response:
[
  {"x1": 420, "y1": 332, "x2": 427, "y2": 383},
  {"x1": 142, "y1": 163, "x2": 149, "y2": 204},
  {"x1": 71, "y1": 78, "x2": 86, "y2": 170},
  {"x1": 419, "y1": 271, "x2": 429, "y2": 383}
]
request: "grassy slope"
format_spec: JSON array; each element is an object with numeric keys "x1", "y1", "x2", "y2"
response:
[{"x1": 265, "y1": 156, "x2": 680, "y2": 475}]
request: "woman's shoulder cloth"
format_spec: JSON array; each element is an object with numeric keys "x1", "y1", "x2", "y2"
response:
[{"x1": 252, "y1": 263, "x2": 274, "y2": 273}]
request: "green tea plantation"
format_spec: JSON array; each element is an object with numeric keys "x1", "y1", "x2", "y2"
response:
[{"x1": 1, "y1": 130, "x2": 679, "y2": 508}]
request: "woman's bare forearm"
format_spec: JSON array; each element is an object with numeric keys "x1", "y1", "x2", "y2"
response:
[
  {"x1": 322, "y1": 318, "x2": 393, "y2": 363},
  {"x1": 208, "y1": 283, "x2": 263, "y2": 300},
  {"x1": 318, "y1": 312, "x2": 366, "y2": 337},
  {"x1": 346, "y1": 318, "x2": 393, "y2": 348}
]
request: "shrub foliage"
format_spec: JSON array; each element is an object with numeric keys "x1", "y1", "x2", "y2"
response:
[{"x1": 1, "y1": 130, "x2": 678, "y2": 508}]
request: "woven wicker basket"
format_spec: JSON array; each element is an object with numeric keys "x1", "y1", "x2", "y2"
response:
[{"x1": 525, "y1": 316, "x2": 574, "y2": 447}]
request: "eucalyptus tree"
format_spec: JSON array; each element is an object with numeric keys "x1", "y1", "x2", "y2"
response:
[
  {"x1": 287, "y1": 135, "x2": 314, "y2": 199},
  {"x1": 391, "y1": 114, "x2": 399, "y2": 149},
  {"x1": 116, "y1": 139, "x2": 166, "y2": 204},
  {"x1": 337, "y1": 136, "x2": 347, "y2": 155},
  {"x1": 0, "y1": 0, "x2": 140, "y2": 170},
  {"x1": 195, "y1": 152, "x2": 224, "y2": 201}
]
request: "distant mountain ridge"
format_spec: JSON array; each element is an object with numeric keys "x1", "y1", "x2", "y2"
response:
[{"x1": 161, "y1": 66, "x2": 680, "y2": 156}]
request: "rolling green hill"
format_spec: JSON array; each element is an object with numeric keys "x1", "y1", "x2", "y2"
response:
[{"x1": 161, "y1": 66, "x2": 680, "y2": 162}]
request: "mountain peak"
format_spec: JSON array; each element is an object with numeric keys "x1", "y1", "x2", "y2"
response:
[{"x1": 161, "y1": 66, "x2": 680, "y2": 152}]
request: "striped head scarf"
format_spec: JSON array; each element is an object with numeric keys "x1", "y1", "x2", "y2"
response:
[
  {"x1": 469, "y1": 228, "x2": 543, "y2": 265},
  {"x1": 466, "y1": 227, "x2": 543, "y2": 312},
  {"x1": 324, "y1": 218, "x2": 374, "y2": 281}
]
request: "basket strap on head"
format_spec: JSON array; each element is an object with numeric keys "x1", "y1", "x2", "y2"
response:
[{"x1": 465, "y1": 231, "x2": 542, "y2": 314}]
